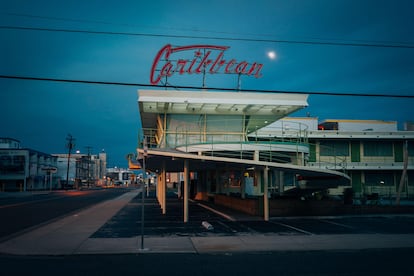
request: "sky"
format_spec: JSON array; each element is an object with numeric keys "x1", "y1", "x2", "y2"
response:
[{"x1": 1, "y1": 0, "x2": 413, "y2": 167}]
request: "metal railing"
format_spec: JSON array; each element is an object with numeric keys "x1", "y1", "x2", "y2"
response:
[{"x1": 140, "y1": 123, "x2": 310, "y2": 164}]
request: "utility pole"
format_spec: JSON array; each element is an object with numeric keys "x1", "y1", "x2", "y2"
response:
[{"x1": 65, "y1": 134, "x2": 75, "y2": 190}]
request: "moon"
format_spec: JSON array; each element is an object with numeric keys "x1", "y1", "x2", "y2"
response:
[{"x1": 267, "y1": 51, "x2": 276, "y2": 60}]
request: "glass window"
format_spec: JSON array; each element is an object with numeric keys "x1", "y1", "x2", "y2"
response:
[
  {"x1": 408, "y1": 141, "x2": 414, "y2": 156},
  {"x1": 408, "y1": 171, "x2": 414, "y2": 186},
  {"x1": 363, "y1": 141, "x2": 393, "y2": 156},
  {"x1": 320, "y1": 141, "x2": 349, "y2": 156},
  {"x1": 122, "y1": 172, "x2": 130, "y2": 180},
  {"x1": 0, "y1": 155, "x2": 25, "y2": 174},
  {"x1": 365, "y1": 171, "x2": 394, "y2": 186}
]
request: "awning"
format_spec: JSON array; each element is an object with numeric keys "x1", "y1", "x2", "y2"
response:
[{"x1": 138, "y1": 90, "x2": 308, "y2": 130}]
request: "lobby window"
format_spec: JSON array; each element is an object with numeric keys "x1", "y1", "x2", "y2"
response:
[
  {"x1": 319, "y1": 141, "x2": 349, "y2": 156},
  {"x1": 363, "y1": 141, "x2": 393, "y2": 156}
]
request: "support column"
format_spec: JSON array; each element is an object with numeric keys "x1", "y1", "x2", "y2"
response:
[
  {"x1": 263, "y1": 166, "x2": 269, "y2": 221},
  {"x1": 279, "y1": 171, "x2": 285, "y2": 196},
  {"x1": 240, "y1": 171, "x2": 246, "y2": 199},
  {"x1": 226, "y1": 176, "x2": 230, "y2": 196},
  {"x1": 156, "y1": 174, "x2": 161, "y2": 204},
  {"x1": 215, "y1": 169, "x2": 220, "y2": 194},
  {"x1": 183, "y1": 159, "x2": 189, "y2": 223},
  {"x1": 206, "y1": 170, "x2": 211, "y2": 196},
  {"x1": 254, "y1": 150, "x2": 259, "y2": 161},
  {"x1": 161, "y1": 161, "x2": 166, "y2": 215}
]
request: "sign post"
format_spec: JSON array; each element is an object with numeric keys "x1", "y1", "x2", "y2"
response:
[{"x1": 140, "y1": 137, "x2": 148, "y2": 251}]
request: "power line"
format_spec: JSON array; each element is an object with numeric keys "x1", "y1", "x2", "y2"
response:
[
  {"x1": 1, "y1": 74, "x2": 413, "y2": 99},
  {"x1": 5, "y1": 12, "x2": 411, "y2": 48},
  {"x1": 1, "y1": 25, "x2": 414, "y2": 49}
]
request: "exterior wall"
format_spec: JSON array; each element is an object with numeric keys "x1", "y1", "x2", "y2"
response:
[
  {"x1": 319, "y1": 119, "x2": 397, "y2": 131},
  {"x1": 55, "y1": 157, "x2": 77, "y2": 187},
  {"x1": 0, "y1": 138, "x2": 107, "y2": 191},
  {"x1": 405, "y1": 121, "x2": 414, "y2": 131},
  {"x1": 308, "y1": 135, "x2": 414, "y2": 198},
  {"x1": 53, "y1": 153, "x2": 107, "y2": 188},
  {"x1": 27, "y1": 153, "x2": 58, "y2": 190},
  {"x1": 0, "y1": 138, "x2": 21, "y2": 149},
  {"x1": 215, "y1": 194, "x2": 260, "y2": 215},
  {"x1": 0, "y1": 148, "x2": 58, "y2": 191},
  {"x1": 106, "y1": 167, "x2": 134, "y2": 186}
]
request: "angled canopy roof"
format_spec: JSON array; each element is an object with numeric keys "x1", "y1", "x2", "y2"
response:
[
  {"x1": 137, "y1": 148, "x2": 350, "y2": 187},
  {"x1": 138, "y1": 90, "x2": 308, "y2": 129}
]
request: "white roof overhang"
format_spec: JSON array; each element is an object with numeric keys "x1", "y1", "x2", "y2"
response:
[{"x1": 138, "y1": 90, "x2": 308, "y2": 129}]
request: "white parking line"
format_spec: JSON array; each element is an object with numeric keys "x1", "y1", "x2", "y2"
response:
[
  {"x1": 319, "y1": 219, "x2": 356, "y2": 229},
  {"x1": 196, "y1": 202, "x2": 236, "y2": 222},
  {"x1": 269, "y1": 221, "x2": 315, "y2": 235}
]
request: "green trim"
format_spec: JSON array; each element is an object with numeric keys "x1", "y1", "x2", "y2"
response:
[
  {"x1": 394, "y1": 142, "x2": 403, "y2": 162},
  {"x1": 309, "y1": 144, "x2": 316, "y2": 162},
  {"x1": 351, "y1": 142, "x2": 360, "y2": 162},
  {"x1": 352, "y1": 172, "x2": 362, "y2": 193}
]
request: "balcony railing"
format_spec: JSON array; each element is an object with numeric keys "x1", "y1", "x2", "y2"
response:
[{"x1": 139, "y1": 125, "x2": 309, "y2": 164}]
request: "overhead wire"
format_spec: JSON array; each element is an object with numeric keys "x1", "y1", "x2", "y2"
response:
[
  {"x1": 1, "y1": 75, "x2": 413, "y2": 99},
  {"x1": 1, "y1": 25, "x2": 414, "y2": 49},
  {"x1": 1, "y1": 15, "x2": 413, "y2": 98},
  {"x1": 3, "y1": 12, "x2": 413, "y2": 48}
]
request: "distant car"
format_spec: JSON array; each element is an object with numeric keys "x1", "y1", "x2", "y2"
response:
[{"x1": 114, "y1": 181, "x2": 123, "y2": 186}]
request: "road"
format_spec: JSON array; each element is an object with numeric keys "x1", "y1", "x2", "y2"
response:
[
  {"x1": 1, "y1": 248, "x2": 413, "y2": 275},
  {"x1": 1, "y1": 189, "x2": 414, "y2": 275},
  {"x1": 0, "y1": 188, "x2": 130, "y2": 240}
]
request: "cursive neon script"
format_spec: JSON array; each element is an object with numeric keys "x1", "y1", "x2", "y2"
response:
[{"x1": 150, "y1": 44, "x2": 264, "y2": 85}]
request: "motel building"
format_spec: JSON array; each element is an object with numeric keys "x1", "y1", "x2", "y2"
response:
[
  {"x1": 137, "y1": 89, "x2": 353, "y2": 221},
  {"x1": 137, "y1": 44, "x2": 413, "y2": 221}
]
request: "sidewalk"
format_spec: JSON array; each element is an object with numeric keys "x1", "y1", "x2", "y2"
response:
[{"x1": 1, "y1": 190, "x2": 414, "y2": 255}]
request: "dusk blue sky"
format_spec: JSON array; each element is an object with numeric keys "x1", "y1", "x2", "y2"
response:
[{"x1": 1, "y1": 0, "x2": 413, "y2": 167}]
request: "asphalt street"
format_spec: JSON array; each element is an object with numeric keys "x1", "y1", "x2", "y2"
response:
[
  {"x1": 1, "y1": 189, "x2": 414, "y2": 275},
  {"x1": 1, "y1": 248, "x2": 413, "y2": 276},
  {"x1": 0, "y1": 188, "x2": 130, "y2": 240}
]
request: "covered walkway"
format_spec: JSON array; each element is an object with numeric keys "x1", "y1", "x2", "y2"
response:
[{"x1": 138, "y1": 147, "x2": 350, "y2": 222}]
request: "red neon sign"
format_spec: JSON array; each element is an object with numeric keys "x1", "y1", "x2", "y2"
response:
[{"x1": 150, "y1": 44, "x2": 263, "y2": 85}]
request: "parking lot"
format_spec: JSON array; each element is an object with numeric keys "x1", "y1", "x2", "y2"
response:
[{"x1": 92, "y1": 192, "x2": 414, "y2": 238}]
